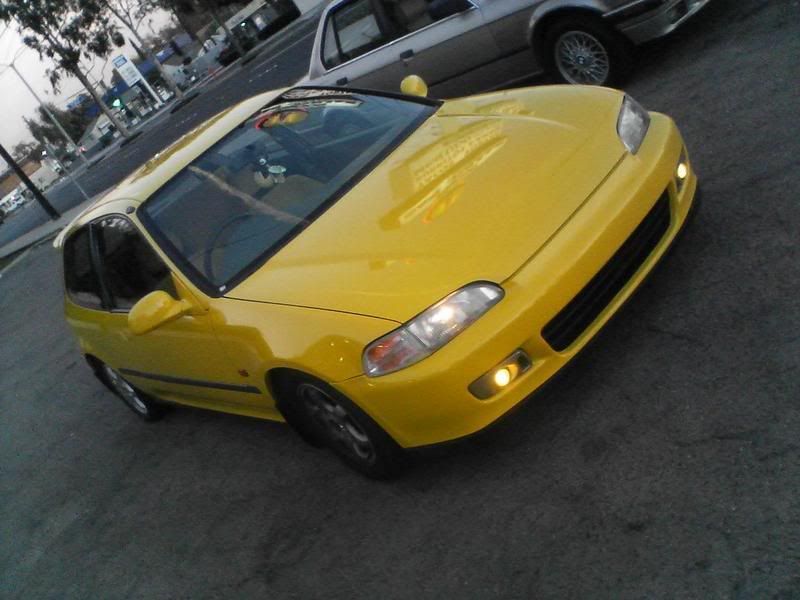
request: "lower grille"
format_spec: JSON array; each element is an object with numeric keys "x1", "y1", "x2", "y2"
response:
[{"x1": 542, "y1": 191, "x2": 672, "y2": 352}]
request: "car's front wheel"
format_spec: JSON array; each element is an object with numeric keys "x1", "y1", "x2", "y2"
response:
[
  {"x1": 275, "y1": 372, "x2": 404, "y2": 478},
  {"x1": 541, "y1": 15, "x2": 633, "y2": 86},
  {"x1": 100, "y1": 364, "x2": 165, "y2": 422}
]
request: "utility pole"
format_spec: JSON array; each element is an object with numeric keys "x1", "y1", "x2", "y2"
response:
[
  {"x1": 43, "y1": 140, "x2": 90, "y2": 203},
  {"x1": 4, "y1": 62, "x2": 89, "y2": 165},
  {"x1": 0, "y1": 143, "x2": 60, "y2": 220}
]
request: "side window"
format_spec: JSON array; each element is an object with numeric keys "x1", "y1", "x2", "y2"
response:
[
  {"x1": 331, "y1": 0, "x2": 388, "y2": 63},
  {"x1": 95, "y1": 216, "x2": 175, "y2": 311},
  {"x1": 383, "y1": 0, "x2": 472, "y2": 35},
  {"x1": 63, "y1": 226, "x2": 103, "y2": 310}
]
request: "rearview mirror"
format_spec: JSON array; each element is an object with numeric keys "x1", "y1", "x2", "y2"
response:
[
  {"x1": 128, "y1": 291, "x2": 192, "y2": 335},
  {"x1": 400, "y1": 75, "x2": 428, "y2": 98}
]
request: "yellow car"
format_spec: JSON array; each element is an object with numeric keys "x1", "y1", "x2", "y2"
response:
[{"x1": 58, "y1": 78, "x2": 697, "y2": 477}]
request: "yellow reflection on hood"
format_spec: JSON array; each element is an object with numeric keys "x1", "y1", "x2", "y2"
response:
[{"x1": 381, "y1": 119, "x2": 508, "y2": 229}]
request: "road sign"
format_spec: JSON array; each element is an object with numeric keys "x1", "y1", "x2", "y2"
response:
[{"x1": 113, "y1": 55, "x2": 142, "y2": 87}]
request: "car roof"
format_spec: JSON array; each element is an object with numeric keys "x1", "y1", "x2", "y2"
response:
[{"x1": 54, "y1": 88, "x2": 285, "y2": 249}]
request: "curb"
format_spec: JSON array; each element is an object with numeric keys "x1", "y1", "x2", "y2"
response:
[
  {"x1": 0, "y1": 224, "x2": 62, "y2": 265},
  {"x1": 0, "y1": 187, "x2": 111, "y2": 263},
  {"x1": 170, "y1": 90, "x2": 202, "y2": 114},
  {"x1": 0, "y1": 230, "x2": 59, "y2": 276},
  {"x1": 119, "y1": 130, "x2": 143, "y2": 148}
]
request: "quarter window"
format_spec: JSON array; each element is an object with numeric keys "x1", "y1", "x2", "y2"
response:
[
  {"x1": 63, "y1": 226, "x2": 103, "y2": 310},
  {"x1": 322, "y1": 20, "x2": 342, "y2": 67},
  {"x1": 94, "y1": 216, "x2": 174, "y2": 311}
]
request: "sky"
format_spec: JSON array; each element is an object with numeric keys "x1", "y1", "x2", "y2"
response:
[{"x1": 0, "y1": 9, "x2": 173, "y2": 169}]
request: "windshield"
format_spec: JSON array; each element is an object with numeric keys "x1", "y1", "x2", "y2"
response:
[{"x1": 139, "y1": 90, "x2": 435, "y2": 294}]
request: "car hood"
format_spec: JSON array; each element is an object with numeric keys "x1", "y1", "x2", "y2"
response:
[{"x1": 227, "y1": 87, "x2": 627, "y2": 323}]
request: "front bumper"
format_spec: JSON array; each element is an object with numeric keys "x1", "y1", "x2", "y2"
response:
[
  {"x1": 608, "y1": 0, "x2": 712, "y2": 45},
  {"x1": 336, "y1": 113, "x2": 698, "y2": 448}
]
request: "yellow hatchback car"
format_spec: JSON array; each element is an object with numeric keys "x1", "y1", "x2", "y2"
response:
[{"x1": 59, "y1": 80, "x2": 697, "y2": 477}]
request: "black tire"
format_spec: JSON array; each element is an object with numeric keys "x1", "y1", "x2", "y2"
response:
[
  {"x1": 540, "y1": 15, "x2": 634, "y2": 86},
  {"x1": 97, "y1": 362, "x2": 166, "y2": 422},
  {"x1": 274, "y1": 372, "x2": 405, "y2": 478}
]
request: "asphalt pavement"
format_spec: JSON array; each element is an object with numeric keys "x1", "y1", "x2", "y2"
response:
[{"x1": 2, "y1": 1, "x2": 799, "y2": 598}]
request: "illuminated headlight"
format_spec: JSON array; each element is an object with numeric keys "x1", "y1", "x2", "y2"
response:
[
  {"x1": 363, "y1": 282, "x2": 504, "y2": 377},
  {"x1": 617, "y1": 95, "x2": 650, "y2": 154}
]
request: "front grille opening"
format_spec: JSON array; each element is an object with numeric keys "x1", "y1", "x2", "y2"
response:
[{"x1": 542, "y1": 191, "x2": 672, "y2": 352}]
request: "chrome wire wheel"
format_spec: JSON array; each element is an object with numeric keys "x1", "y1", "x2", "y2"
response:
[
  {"x1": 297, "y1": 382, "x2": 377, "y2": 466},
  {"x1": 103, "y1": 365, "x2": 149, "y2": 415},
  {"x1": 554, "y1": 30, "x2": 611, "y2": 85}
]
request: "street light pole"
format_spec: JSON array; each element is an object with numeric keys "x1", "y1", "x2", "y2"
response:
[
  {"x1": 0, "y1": 142, "x2": 60, "y2": 220},
  {"x1": 5, "y1": 62, "x2": 90, "y2": 165},
  {"x1": 43, "y1": 140, "x2": 90, "y2": 203}
]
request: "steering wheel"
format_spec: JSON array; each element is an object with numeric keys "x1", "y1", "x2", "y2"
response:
[{"x1": 203, "y1": 212, "x2": 260, "y2": 284}]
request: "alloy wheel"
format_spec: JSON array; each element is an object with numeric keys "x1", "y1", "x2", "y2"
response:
[
  {"x1": 555, "y1": 30, "x2": 611, "y2": 85},
  {"x1": 298, "y1": 382, "x2": 376, "y2": 465},
  {"x1": 103, "y1": 365, "x2": 149, "y2": 415}
]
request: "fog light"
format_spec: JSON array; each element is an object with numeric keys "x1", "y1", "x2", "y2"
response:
[
  {"x1": 493, "y1": 367, "x2": 512, "y2": 388},
  {"x1": 676, "y1": 149, "x2": 689, "y2": 193},
  {"x1": 469, "y1": 350, "x2": 532, "y2": 400}
]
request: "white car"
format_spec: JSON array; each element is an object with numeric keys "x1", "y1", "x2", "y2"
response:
[{"x1": 1, "y1": 192, "x2": 23, "y2": 214}]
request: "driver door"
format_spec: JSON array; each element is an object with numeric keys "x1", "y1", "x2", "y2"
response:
[
  {"x1": 383, "y1": 0, "x2": 502, "y2": 98},
  {"x1": 315, "y1": 0, "x2": 408, "y2": 89},
  {"x1": 88, "y1": 214, "x2": 268, "y2": 408}
]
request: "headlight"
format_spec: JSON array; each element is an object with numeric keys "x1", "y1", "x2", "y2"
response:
[
  {"x1": 363, "y1": 282, "x2": 504, "y2": 377},
  {"x1": 617, "y1": 95, "x2": 650, "y2": 154}
]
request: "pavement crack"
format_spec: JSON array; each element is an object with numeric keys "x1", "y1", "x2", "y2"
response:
[
  {"x1": 673, "y1": 428, "x2": 765, "y2": 448},
  {"x1": 644, "y1": 323, "x2": 711, "y2": 349}
]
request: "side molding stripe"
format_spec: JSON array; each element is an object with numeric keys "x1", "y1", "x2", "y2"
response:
[{"x1": 120, "y1": 368, "x2": 262, "y2": 394}]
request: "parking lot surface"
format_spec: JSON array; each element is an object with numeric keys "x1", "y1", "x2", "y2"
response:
[{"x1": 1, "y1": 1, "x2": 799, "y2": 597}]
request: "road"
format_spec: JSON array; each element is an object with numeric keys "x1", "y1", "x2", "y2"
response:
[
  {"x1": 0, "y1": 13, "x2": 320, "y2": 250},
  {"x1": 2, "y1": 1, "x2": 799, "y2": 598}
]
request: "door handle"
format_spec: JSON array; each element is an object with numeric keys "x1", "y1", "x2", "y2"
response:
[
  {"x1": 399, "y1": 49, "x2": 414, "y2": 60},
  {"x1": 336, "y1": 77, "x2": 348, "y2": 85}
]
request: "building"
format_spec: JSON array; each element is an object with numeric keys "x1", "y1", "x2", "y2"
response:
[{"x1": 0, "y1": 158, "x2": 40, "y2": 197}]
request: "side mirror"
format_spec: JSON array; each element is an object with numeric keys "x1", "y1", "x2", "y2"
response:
[
  {"x1": 400, "y1": 75, "x2": 428, "y2": 98},
  {"x1": 128, "y1": 291, "x2": 192, "y2": 335}
]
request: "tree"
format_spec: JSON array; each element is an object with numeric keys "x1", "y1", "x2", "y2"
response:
[
  {"x1": 141, "y1": 22, "x2": 184, "y2": 52},
  {"x1": 151, "y1": 0, "x2": 201, "y2": 42},
  {"x1": 25, "y1": 102, "x2": 94, "y2": 151},
  {"x1": 98, "y1": 0, "x2": 184, "y2": 100},
  {"x1": 0, "y1": 0, "x2": 132, "y2": 137},
  {"x1": 11, "y1": 140, "x2": 41, "y2": 162}
]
